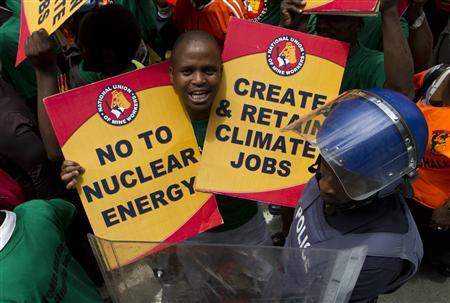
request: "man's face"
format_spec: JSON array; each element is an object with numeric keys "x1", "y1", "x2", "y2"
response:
[
  {"x1": 316, "y1": 16, "x2": 362, "y2": 43},
  {"x1": 170, "y1": 40, "x2": 223, "y2": 119},
  {"x1": 318, "y1": 160, "x2": 352, "y2": 205}
]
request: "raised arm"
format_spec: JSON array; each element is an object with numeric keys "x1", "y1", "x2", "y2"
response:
[
  {"x1": 25, "y1": 29, "x2": 63, "y2": 161},
  {"x1": 405, "y1": 0, "x2": 433, "y2": 72},
  {"x1": 381, "y1": 0, "x2": 415, "y2": 97}
]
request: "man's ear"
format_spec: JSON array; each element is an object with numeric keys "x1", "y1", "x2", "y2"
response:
[{"x1": 169, "y1": 65, "x2": 174, "y2": 84}]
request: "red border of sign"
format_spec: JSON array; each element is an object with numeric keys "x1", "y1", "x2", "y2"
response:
[
  {"x1": 214, "y1": 183, "x2": 307, "y2": 208},
  {"x1": 304, "y1": 0, "x2": 378, "y2": 12},
  {"x1": 223, "y1": 18, "x2": 349, "y2": 68},
  {"x1": 44, "y1": 61, "x2": 172, "y2": 146},
  {"x1": 120, "y1": 195, "x2": 222, "y2": 267},
  {"x1": 304, "y1": 0, "x2": 409, "y2": 15},
  {"x1": 16, "y1": 0, "x2": 30, "y2": 66}
]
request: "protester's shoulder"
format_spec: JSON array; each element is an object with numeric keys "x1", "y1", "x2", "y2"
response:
[
  {"x1": 0, "y1": 16, "x2": 20, "y2": 44},
  {"x1": 0, "y1": 111, "x2": 34, "y2": 143},
  {"x1": 5, "y1": 0, "x2": 21, "y2": 16},
  {"x1": 14, "y1": 199, "x2": 75, "y2": 220}
]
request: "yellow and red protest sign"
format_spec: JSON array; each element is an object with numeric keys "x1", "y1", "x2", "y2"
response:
[
  {"x1": 16, "y1": 0, "x2": 87, "y2": 65},
  {"x1": 303, "y1": 0, "x2": 379, "y2": 14},
  {"x1": 195, "y1": 19, "x2": 349, "y2": 207},
  {"x1": 303, "y1": 0, "x2": 408, "y2": 15},
  {"x1": 45, "y1": 62, "x2": 222, "y2": 263}
]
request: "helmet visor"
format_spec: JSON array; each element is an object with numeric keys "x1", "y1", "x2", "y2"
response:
[{"x1": 283, "y1": 90, "x2": 417, "y2": 200}]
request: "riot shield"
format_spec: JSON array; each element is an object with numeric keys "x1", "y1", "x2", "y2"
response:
[{"x1": 88, "y1": 234, "x2": 366, "y2": 303}]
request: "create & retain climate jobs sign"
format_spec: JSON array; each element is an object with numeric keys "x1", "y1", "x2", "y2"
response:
[{"x1": 195, "y1": 18, "x2": 349, "y2": 207}]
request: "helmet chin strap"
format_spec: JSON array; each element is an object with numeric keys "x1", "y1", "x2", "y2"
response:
[{"x1": 323, "y1": 196, "x2": 373, "y2": 213}]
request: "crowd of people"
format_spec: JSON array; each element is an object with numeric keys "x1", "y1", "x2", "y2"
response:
[{"x1": 0, "y1": 0, "x2": 449, "y2": 302}]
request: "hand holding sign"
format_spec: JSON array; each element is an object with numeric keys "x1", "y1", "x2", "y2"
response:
[
  {"x1": 24, "y1": 29, "x2": 57, "y2": 73},
  {"x1": 16, "y1": 0, "x2": 88, "y2": 65},
  {"x1": 279, "y1": 0, "x2": 308, "y2": 30},
  {"x1": 61, "y1": 160, "x2": 85, "y2": 190}
]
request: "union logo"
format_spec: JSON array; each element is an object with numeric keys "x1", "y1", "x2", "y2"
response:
[
  {"x1": 246, "y1": 0, "x2": 268, "y2": 21},
  {"x1": 97, "y1": 84, "x2": 139, "y2": 126},
  {"x1": 266, "y1": 36, "x2": 306, "y2": 76},
  {"x1": 431, "y1": 130, "x2": 449, "y2": 155}
]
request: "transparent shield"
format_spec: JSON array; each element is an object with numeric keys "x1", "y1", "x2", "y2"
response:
[
  {"x1": 283, "y1": 90, "x2": 416, "y2": 200},
  {"x1": 88, "y1": 234, "x2": 367, "y2": 303}
]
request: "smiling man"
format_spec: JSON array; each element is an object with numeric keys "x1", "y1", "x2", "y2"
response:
[
  {"x1": 169, "y1": 31, "x2": 222, "y2": 121},
  {"x1": 168, "y1": 31, "x2": 269, "y2": 244},
  {"x1": 62, "y1": 31, "x2": 270, "y2": 245}
]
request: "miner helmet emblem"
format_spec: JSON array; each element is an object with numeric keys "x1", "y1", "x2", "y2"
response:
[
  {"x1": 97, "y1": 84, "x2": 139, "y2": 126},
  {"x1": 266, "y1": 36, "x2": 306, "y2": 76}
]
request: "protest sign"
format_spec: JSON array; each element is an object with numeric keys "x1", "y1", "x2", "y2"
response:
[
  {"x1": 195, "y1": 19, "x2": 348, "y2": 207},
  {"x1": 303, "y1": 0, "x2": 409, "y2": 15},
  {"x1": 16, "y1": 0, "x2": 87, "y2": 66},
  {"x1": 45, "y1": 62, "x2": 222, "y2": 263}
]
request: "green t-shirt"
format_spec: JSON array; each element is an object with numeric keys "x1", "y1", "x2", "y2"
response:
[
  {"x1": 114, "y1": 0, "x2": 157, "y2": 44},
  {"x1": 307, "y1": 14, "x2": 409, "y2": 51},
  {"x1": 307, "y1": 16, "x2": 386, "y2": 92},
  {"x1": 192, "y1": 120, "x2": 258, "y2": 232},
  {"x1": 6, "y1": 0, "x2": 21, "y2": 15},
  {"x1": 76, "y1": 59, "x2": 145, "y2": 87},
  {"x1": 358, "y1": 14, "x2": 409, "y2": 52},
  {"x1": 340, "y1": 44, "x2": 386, "y2": 93},
  {"x1": 0, "y1": 16, "x2": 37, "y2": 100},
  {"x1": 0, "y1": 199, "x2": 102, "y2": 303},
  {"x1": 247, "y1": 0, "x2": 281, "y2": 25}
]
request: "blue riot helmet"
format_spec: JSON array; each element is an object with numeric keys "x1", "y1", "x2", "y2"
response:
[
  {"x1": 414, "y1": 64, "x2": 450, "y2": 105},
  {"x1": 284, "y1": 89, "x2": 428, "y2": 201}
]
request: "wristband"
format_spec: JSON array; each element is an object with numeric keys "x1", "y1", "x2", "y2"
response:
[{"x1": 409, "y1": 11, "x2": 426, "y2": 30}]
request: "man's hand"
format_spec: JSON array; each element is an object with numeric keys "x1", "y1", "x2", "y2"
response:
[
  {"x1": 279, "y1": 0, "x2": 307, "y2": 30},
  {"x1": 25, "y1": 29, "x2": 57, "y2": 74},
  {"x1": 380, "y1": 0, "x2": 398, "y2": 12},
  {"x1": 430, "y1": 200, "x2": 450, "y2": 232},
  {"x1": 61, "y1": 160, "x2": 85, "y2": 190}
]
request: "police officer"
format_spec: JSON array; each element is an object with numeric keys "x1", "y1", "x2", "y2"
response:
[{"x1": 283, "y1": 89, "x2": 428, "y2": 302}]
